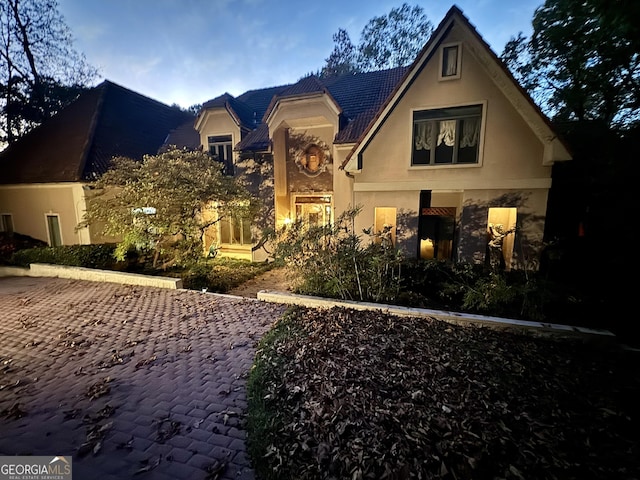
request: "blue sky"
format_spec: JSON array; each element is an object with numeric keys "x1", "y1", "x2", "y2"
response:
[{"x1": 56, "y1": 0, "x2": 543, "y2": 109}]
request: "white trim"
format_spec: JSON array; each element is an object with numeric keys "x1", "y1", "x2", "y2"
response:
[
  {"x1": 195, "y1": 107, "x2": 240, "y2": 131},
  {"x1": 353, "y1": 178, "x2": 552, "y2": 192},
  {"x1": 44, "y1": 213, "x2": 63, "y2": 247},
  {"x1": 438, "y1": 42, "x2": 462, "y2": 81},
  {"x1": 265, "y1": 93, "x2": 342, "y2": 132}
]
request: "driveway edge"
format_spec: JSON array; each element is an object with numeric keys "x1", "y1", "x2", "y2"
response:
[
  {"x1": 0, "y1": 263, "x2": 183, "y2": 289},
  {"x1": 257, "y1": 289, "x2": 616, "y2": 340}
]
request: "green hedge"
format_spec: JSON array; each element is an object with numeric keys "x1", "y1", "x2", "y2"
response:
[{"x1": 11, "y1": 244, "x2": 119, "y2": 269}]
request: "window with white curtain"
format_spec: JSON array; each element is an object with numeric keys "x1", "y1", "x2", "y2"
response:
[
  {"x1": 439, "y1": 43, "x2": 461, "y2": 80},
  {"x1": 441, "y1": 45, "x2": 459, "y2": 77},
  {"x1": 412, "y1": 105, "x2": 482, "y2": 165}
]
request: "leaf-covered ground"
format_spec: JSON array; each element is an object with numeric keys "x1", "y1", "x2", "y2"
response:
[{"x1": 247, "y1": 307, "x2": 640, "y2": 480}]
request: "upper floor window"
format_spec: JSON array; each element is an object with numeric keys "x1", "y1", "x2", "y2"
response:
[
  {"x1": 440, "y1": 43, "x2": 461, "y2": 80},
  {"x1": 208, "y1": 135, "x2": 234, "y2": 175},
  {"x1": 412, "y1": 105, "x2": 482, "y2": 166}
]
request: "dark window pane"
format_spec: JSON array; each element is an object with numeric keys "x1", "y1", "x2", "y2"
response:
[{"x1": 435, "y1": 144, "x2": 454, "y2": 163}]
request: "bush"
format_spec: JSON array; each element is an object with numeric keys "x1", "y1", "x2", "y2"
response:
[
  {"x1": 275, "y1": 207, "x2": 403, "y2": 303},
  {"x1": 0, "y1": 232, "x2": 47, "y2": 264},
  {"x1": 10, "y1": 244, "x2": 119, "y2": 269},
  {"x1": 174, "y1": 258, "x2": 274, "y2": 293}
]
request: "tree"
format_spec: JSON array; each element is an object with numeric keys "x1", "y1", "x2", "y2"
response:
[
  {"x1": 0, "y1": 0, "x2": 98, "y2": 147},
  {"x1": 321, "y1": 29, "x2": 358, "y2": 77},
  {"x1": 321, "y1": 3, "x2": 433, "y2": 76},
  {"x1": 357, "y1": 3, "x2": 433, "y2": 71},
  {"x1": 501, "y1": 0, "x2": 640, "y2": 128},
  {"x1": 80, "y1": 148, "x2": 257, "y2": 269}
]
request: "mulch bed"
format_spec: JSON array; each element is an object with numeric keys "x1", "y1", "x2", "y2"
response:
[{"x1": 248, "y1": 306, "x2": 640, "y2": 480}]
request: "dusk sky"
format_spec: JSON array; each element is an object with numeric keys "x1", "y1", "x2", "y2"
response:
[{"x1": 56, "y1": 0, "x2": 543, "y2": 109}]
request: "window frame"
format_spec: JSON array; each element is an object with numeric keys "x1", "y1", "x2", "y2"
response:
[
  {"x1": 292, "y1": 193, "x2": 333, "y2": 228},
  {"x1": 45, "y1": 213, "x2": 63, "y2": 247},
  {"x1": 207, "y1": 134, "x2": 235, "y2": 175},
  {"x1": 0, "y1": 213, "x2": 14, "y2": 233},
  {"x1": 410, "y1": 102, "x2": 486, "y2": 168},
  {"x1": 439, "y1": 42, "x2": 462, "y2": 81},
  {"x1": 218, "y1": 215, "x2": 252, "y2": 247}
]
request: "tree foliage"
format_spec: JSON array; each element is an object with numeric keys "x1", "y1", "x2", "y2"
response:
[
  {"x1": 80, "y1": 148, "x2": 256, "y2": 269},
  {"x1": 501, "y1": 0, "x2": 640, "y2": 128},
  {"x1": 0, "y1": 0, "x2": 98, "y2": 147},
  {"x1": 322, "y1": 29, "x2": 358, "y2": 77},
  {"x1": 321, "y1": 3, "x2": 433, "y2": 77}
]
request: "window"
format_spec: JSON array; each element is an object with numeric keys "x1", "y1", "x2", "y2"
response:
[
  {"x1": 0, "y1": 214, "x2": 13, "y2": 233},
  {"x1": 487, "y1": 208, "x2": 517, "y2": 271},
  {"x1": 412, "y1": 105, "x2": 482, "y2": 166},
  {"x1": 208, "y1": 135, "x2": 234, "y2": 175},
  {"x1": 440, "y1": 44, "x2": 461, "y2": 80},
  {"x1": 46, "y1": 214, "x2": 62, "y2": 247},
  {"x1": 219, "y1": 216, "x2": 251, "y2": 246},
  {"x1": 294, "y1": 195, "x2": 332, "y2": 227},
  {"x1": 374, "y1": 207, "x2": 397, "y2": 246}
]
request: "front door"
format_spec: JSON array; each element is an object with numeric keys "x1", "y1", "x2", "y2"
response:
[{"x1": 294, "y1": 195, "x2": 332, "y2": 227}]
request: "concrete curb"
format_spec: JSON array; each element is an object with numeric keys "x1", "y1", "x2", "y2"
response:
[
  {"x1": 257, "y1": 289, "x2": 616, "y2": 339},
  {"x1": 0, "y1": 263, "x2": 183, "y2": 289},
  {"x1": 0, "y1": 266, "x2": 32, "y2": 277}
]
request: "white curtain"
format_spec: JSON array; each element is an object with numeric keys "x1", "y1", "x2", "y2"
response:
[
  {"x1": 460, "y1": 117, "x2": 480, "y2": 148},
  {"x1": 414, "y1": 121, "x2": 433, "y2": 150},
  {"x1": 437, "y1": 120, "x2": 456, "y2": 147},
  {"x1": 445, "y1": 47, "x2": 458, "y2": 76}
]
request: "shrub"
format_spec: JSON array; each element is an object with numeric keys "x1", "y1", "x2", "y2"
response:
[
  {"x1": 10, "y1": 244, "x2": 118, "y2": 269},
  {"x1": 0, "y1": 232, "x2": 47, "y2": 264},
  {"x1": 401, "y1": 259, "x2": 484, "y2": 310},
  {"x1": 275, "y1": 207, "x2": 403, "y2": 303},
  {"x1": 176, "y1": 258, "x2": 273, "y2": 293}
]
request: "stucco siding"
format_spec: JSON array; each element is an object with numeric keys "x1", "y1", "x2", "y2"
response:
[
  {"x1": 197, "y1": 110, "x2": 241, "y2": 151},
  {"x1": 356, "y1": 28, "x2": 549, "y2": 187},
  {"x1": 0, "y1": 183, "x2": 90, "y2": 245}
]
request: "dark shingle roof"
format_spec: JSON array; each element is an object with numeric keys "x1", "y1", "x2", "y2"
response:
[
  {"x1": 161, "y1": 120, "x2": 201, "y2": 152},
  {"x1": 324, "y1": 67, "x2": 409, "y2": 143},
  {"x1": 235, "y1": 123, "x2": 270, "y2": 152},
  {"x1": 207, "y1": 68, "x2": 408, "y2": 152},
  {"x1": 0, "y1": 80, "x2": 193, "y2": 184}
]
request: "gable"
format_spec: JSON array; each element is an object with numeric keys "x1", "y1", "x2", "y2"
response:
[{"x1": 342, "y1": 6, "x2": 571, "y2": 173}]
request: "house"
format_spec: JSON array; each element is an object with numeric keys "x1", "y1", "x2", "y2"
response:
[
  {"x1": 1, "y1": 6, "x2": 571, "y2": 271},
  {"x1": 0, "y1": 80, "x2": 193, "y2": 246},
  {"x1": 187, "y1": 5, "x2": 571, "y2": 269}
]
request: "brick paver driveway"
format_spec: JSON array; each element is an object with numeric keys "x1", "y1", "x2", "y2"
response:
[{"x1": 0, "y1": 277, "x2": 287, "y2": 479}]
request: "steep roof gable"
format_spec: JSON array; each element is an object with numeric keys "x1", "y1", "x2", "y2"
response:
[
  {"x1": 232, "y1": 68, "x2": 407, "y2": 152},
  {"x1": 341, "y1": 5, "x2": 571, "y2": 171},
  {"x1": 0, "y1": 80, "x2": 193, "y2": 184},
  {"x1": 199, "y1": 85, "x2": 291, "y2": 133}
]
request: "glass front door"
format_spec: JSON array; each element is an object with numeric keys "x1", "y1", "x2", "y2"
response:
[{"x1": 294, "y1": 195, "x2": 332, "y2": 227}]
